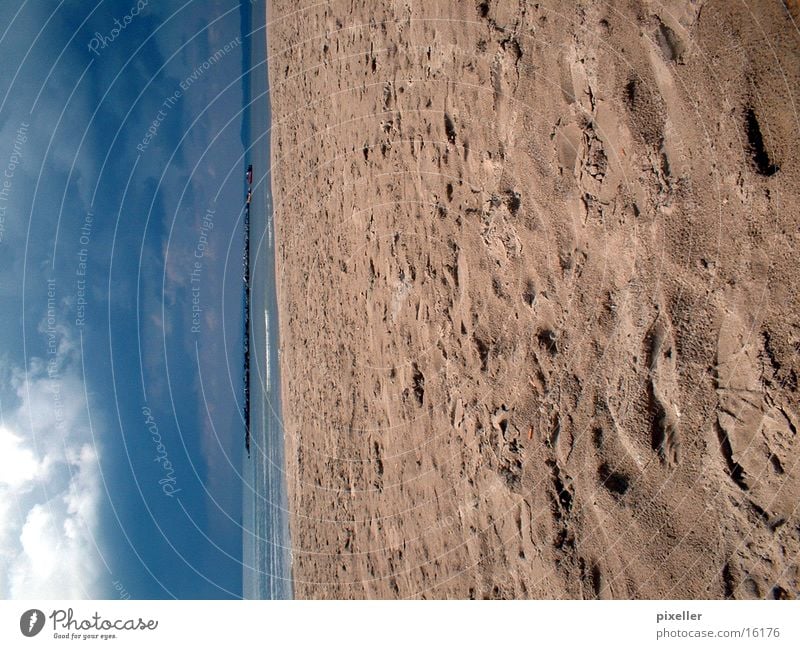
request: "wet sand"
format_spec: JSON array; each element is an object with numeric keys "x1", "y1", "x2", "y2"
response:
[{"x1": 267, "y1": 0, "x2": 800, "y2": 598}]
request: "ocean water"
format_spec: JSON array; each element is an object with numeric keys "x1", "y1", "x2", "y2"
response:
[{"x1": 241, "y1": 0, "x2": 293, "y2": 600}]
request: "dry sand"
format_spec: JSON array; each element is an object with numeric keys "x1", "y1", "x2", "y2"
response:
[{"x1": 266, "y1": 0, "x2": 800, "y2": 598}]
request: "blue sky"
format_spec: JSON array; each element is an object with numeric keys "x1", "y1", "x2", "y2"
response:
[{"x1": 0, "y1": 0, "x2": 254, "y2": 598}]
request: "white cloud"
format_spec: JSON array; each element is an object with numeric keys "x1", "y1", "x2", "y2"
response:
[
  {"x1": 0, "y1": 327, "x2": 106, "y2": 599},
  {"x1": 0, "y1": 427, "x2": 44, "y2": 489}
]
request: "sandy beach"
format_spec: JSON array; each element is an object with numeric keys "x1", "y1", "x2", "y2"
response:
[{"x1": 267, "y1": 0, "x2": 800, "y2": 598}]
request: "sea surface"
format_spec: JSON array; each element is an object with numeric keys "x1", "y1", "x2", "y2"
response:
[{"x1": 240, "y1": 0, "x2": 293, "y2": 600}]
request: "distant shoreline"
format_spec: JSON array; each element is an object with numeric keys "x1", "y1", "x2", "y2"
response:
[{"x1": 241, "y1": 0, "x2": 292, "y2": 600}]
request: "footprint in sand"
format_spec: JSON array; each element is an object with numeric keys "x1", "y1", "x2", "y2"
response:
[
  {"x1": 715, "y1": 310, "x2": 799, "y2": 518},
  {"x1": 647, "y1": 312, "x2": 681, "y2": 465}
]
